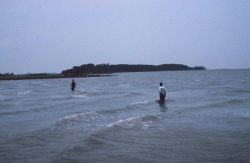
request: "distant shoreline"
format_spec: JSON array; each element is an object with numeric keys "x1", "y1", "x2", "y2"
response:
[
  {"x1": 0, "y1": 63, "x2": 206, "y2": 81},
  {"x1": 62, "y1": 63, "x2": 206, "y2": 76},
  {"x1": 0, "y1": 74, "x2": 114, "y2": 81}
]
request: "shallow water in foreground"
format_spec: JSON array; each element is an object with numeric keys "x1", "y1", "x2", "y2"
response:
[{"x1": 0, "y1": 70, "x2": 250, "y2": 163}]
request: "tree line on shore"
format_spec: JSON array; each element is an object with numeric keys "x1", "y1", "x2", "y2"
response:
[
  {"x1": 0, "y1": 63, "x2": 206, "y2": 80},
  {"x1": 0, "y1": 73, "x2": 15, "y2": 76},
  {"x1": 62, "y1": 63, "x2": 206, "y2": 76}
]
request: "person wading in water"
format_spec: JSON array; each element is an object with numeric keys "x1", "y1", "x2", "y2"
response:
[
  {"x1": 71, "y1": 79, "x2": 76, "y2": 91},
  {"x1": 159, "y1": 82, "x2": 166, "y2": 104}
]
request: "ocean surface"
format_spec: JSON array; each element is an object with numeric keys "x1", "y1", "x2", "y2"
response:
[{"x1": 0, "y1": 70, "x2": 250, "y2": 163}]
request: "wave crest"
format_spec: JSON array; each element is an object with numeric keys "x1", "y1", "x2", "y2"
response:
[
  {"x1": 58, "y1": 111, "x2": 101, "y2": 124},
  {"x1": 107, "y1": 115, "x2": 161, "y2": 129},
  {"x1": 17, "y1": 90, "x2": 32, "y2": 95}
]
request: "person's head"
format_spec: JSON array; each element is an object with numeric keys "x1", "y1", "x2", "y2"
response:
[
  {"x1": 160, "y1": 82, "x2": 163, "y2": 86},
  {"x1": 72, "y1": 79, "x2": 74, "y2": 82}
]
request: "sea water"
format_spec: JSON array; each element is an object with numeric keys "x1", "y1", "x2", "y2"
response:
[{"x1": 0, "y1": 70, "x2": 250, "y2": 163}]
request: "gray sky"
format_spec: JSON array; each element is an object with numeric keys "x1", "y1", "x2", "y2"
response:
[{"x1": 0, "y1": 0, "x2": 250, "y2": 74}]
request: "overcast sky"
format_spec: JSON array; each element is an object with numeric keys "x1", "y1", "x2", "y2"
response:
[{"x1": 0, "y1": 0, "x2": 249, "y2": 73}]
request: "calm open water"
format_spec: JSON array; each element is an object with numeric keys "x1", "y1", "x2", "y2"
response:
[{"x1": 0, "y1": 70, "x2": 250, "y2": 163}]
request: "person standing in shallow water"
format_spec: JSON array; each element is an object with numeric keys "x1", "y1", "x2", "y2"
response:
[
  {"x1": 159, "y1": 82, "x2": 166, "y2": 104},
  {"x1": 71, "y1": 79, "x2": 76, "y2": 91}
]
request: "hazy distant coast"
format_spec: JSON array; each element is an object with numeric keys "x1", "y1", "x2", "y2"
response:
[
  {"x1": 0, "y1": 73, "x2": 113, "y2": 81},
  {"x1": 0, "y1": 64, "x2": 206, "y2": 80},
  {"x1": 62, "y1": 63, "x2": 205, "y2": 76}
]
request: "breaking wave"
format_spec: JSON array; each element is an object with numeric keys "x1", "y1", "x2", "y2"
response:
[
  {"x1": 17, "y1": 90, "x2": 32, "y2": 95},
  {"x1": 72, "y1": 94, "x2": 89, "y2": 99},
  {"x1": 107, "y1": 115, "x2": 161, "y2": 129},
  {"x1": 58, "y1": 111, "x2": 102, "y2": 124}
]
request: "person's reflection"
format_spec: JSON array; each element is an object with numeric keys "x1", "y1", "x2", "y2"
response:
[{"x1": 159, "y1": 103, "x2": 168, "y2": 112}]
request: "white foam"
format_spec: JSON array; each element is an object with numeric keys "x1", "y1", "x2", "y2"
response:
[
  {"x1": 107, "y1": 114, "x2": 162, "y2": 129},
  {"x1": 17, "y1": 90, "x2": 32, "y2": 95},
  {"x1": 107, "y1": 120, "x2": 124, "y2": 127},
  {"x1": 58, "y1": 111, "x2": 100, "y2": 123},
  {"x1": 130, "y1": 101, "x2": 151, "y2": 105},
  {"x1": 72, "y1": 94, "x2": 89, "y2": 98},
  {"x1": 107, "y1": 116, "x2": 142, "y2": 128}
]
